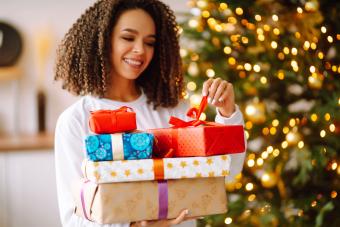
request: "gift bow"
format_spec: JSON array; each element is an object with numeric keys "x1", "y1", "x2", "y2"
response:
[
  {"x1": 169, "y1": 96, "x2": 208, "y2": 128},
  {"x1": 90, "y1": 106, "x2": 134, "y2": 115}
]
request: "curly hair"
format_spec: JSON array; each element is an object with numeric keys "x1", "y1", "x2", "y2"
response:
[{"x1": 55, "y1": 0, "x2": 184, "y2": 108}]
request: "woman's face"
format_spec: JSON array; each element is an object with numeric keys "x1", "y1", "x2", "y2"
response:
[{"x1": 110, "y1": 9, "x2": 156, "y2": 81}]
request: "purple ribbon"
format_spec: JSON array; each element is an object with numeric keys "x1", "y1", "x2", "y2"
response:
[
  {"x1": 158, "y1": 180, "x2": 168, "y2": 219},
  {"x1": 80, "y1": 180, "x2": 91, "y2": 221}
]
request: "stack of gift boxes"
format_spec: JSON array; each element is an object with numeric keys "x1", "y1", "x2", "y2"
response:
[{"x1": 74, "y1": 101, "x2": 246, "y2": 224}]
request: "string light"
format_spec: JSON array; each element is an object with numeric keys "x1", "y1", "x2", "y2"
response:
[
  {"x1": 225, "y1": 217, "x2": 233, "y2": 225},
  {"x1": 224, "y1": 46, "x2": 232, "y2": 54},
  {"x1": 273, "y1": 28, "x2": 280, "y2": 35},
  {"x1": 253, "y1": 64, "x2": 261, "y2": 72},
  {"x1": 248, "y1": 194, "x2": 256, "y2": 201},
  {"x1": 272, "y1": 14, "x2": 279, "y2": 21},
  {"x1": 255, "y1": 14, "x2": 262, "y2": 21},
  {"x1": 320, "y1": 130, "x2": 326, "y2": 138},
  {"x1": 235, "y1": 7, "x2": 243, "y2": 15},
  {"x1": 297, "y1": 7, "x2": 303, "y2": 13},
  {"x1": 327, "y1": 36, "x2": 333, "y2": 43},
  {"x1": 245, "y1": 183, "x2": 254, "y2": 191},
  {"x1": 257, "y1": 158, "x2": 264, "y2": 166},
  {"x1": 329, "y1": 124, "x2": 335, "y2": 132},
  {"x1": 271, "y1": 41, "x2": 278, "y2": 49},
  {"x1": 206, "y1": 69, "x2": 215, "y2": 77}
]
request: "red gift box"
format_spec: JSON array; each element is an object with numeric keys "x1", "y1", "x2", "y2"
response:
[
  {"x1": 148, "y1": 96, "x2": 245, "y2": 157},
  {"x1": 89, "y1": 107, "x2": 137, "y2": 134}
]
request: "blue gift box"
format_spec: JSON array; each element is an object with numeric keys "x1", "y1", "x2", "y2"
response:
[{"x1": 85, "y1": 133, "x2": 154, "y2": 161}]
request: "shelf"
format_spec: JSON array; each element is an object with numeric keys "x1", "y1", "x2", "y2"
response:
[
  {"x1": 0, "y1": 133, "x2": 54, "y2": 152},
  {"x1": 0, "y1": 66, "x2": 21, "y2": 81}
]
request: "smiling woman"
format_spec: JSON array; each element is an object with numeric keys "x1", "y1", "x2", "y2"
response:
[{"x1": 54, "y1": 1, "x2": 244, "y2": 227}]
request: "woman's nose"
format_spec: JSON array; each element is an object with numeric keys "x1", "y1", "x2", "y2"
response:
[{"x1": 132, "y1": 41, "x2": 144, "y2": 54}]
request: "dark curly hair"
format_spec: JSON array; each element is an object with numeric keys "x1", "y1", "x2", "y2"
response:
[{"x1": 55, "y1": 0, "x2": 184, "y2": 108}]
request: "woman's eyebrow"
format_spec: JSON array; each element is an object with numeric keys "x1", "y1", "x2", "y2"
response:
[{"x1": 121, "y1": 28, "x2": 156, "y2": 38}]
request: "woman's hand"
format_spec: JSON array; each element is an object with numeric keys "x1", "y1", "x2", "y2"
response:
[
  {"x1": 202, "y1": 78, "x2": 236, "y2": 118},
  {"x1": 130, "y1": 209, "x2": 191, "y2": 227}
]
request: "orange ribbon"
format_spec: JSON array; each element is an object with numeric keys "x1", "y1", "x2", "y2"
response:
[
  {"x1": 153, "y1": 159, "x2": 165, "y2": 180},
  {"x1": 90, "y1": 106, "x2": 134, "y2": 115}
]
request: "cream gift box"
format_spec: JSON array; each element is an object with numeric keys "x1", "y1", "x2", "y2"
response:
[{"x1": 82, "y1": 154, "x2": 231, "y2": 183}]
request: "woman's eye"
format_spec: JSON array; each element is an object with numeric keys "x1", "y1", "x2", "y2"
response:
[
  {"x1": 145, "y1": 42, "x2": 155, "y2": 47},
  {"x1": 122, "y1": 37, "x2": 134, "y2": 41}
]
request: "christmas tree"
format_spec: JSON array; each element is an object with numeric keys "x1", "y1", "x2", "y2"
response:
[{"x1": 179, "y1": 0, "x2": 340, "y2": 226}]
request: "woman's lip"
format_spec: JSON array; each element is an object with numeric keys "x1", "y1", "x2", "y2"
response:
[{"x1": 123, "y1": 58, "x2": 143, "y2": 69}]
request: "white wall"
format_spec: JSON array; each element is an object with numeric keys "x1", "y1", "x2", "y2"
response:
[{"x1": 0, "y1": 0, "x2": 188, "y2": 135}]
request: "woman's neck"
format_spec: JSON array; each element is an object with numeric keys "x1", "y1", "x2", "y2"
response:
[{"x1": 104, "y1": 76, "x2": 141, "y2": 102}]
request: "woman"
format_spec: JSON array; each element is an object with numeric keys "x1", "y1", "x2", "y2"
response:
[{"x1": 54, "y1": 0, "x2": 244, "y2": 226}]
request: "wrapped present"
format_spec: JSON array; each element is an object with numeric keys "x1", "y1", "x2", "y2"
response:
[
  {"x1": 85, "y1": 133, "x2": 153, "y2": 161},
  {"x1": 82, "y1": 154, "x2": 231, "y2": 183},
  {"x1": 74, "y1": 177, "x2": 227, "y2": 224},
  {"x1": 89, "y1": 107, "x2": 136, "y2": 134},
  {"x1": 148, "y1": 125, "x2": 245, "y2": 158}
]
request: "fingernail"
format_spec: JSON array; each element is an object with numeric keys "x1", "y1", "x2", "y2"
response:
[
  {"x1": 218, "y1": 97, "x2": 224, "y2": 102},
  {"x1": 185, "y1": 209, "x2": 189, "y2": 215},
  {"x1": 202, "y1": 91, "x2": 207, "y2": 96},
  {"x1": 212, "y1": 99, "x2": 216, "y2": 105},
  {"x1": 208, "y1": 97, "x2": 212, "y2": 103}
]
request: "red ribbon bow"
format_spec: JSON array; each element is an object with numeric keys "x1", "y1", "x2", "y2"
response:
[
  {"x1": 169, "y1": 96, "x2": 214, "y2": 128},
  {"x1": 90, "y1": 106, "x2": 134, "y2": 115}
]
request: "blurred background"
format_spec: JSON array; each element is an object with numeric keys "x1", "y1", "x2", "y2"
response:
[{"x1": 0, "y1": 0, "x2": 339, "y2": 227}]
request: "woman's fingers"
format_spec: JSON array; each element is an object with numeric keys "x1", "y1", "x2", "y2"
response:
[{"x1": 169, "y1": 209, "x2": 189, "y2": 225}]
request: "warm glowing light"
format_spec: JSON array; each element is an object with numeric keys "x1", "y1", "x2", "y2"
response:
[
  {"x1": 261, "y1": 151, "x2": 269, "y2": 159},
  {"x1": 272, "y1": 14, "x2": 279, "y2": 21},
  {"x1": 241, "y1": 36, "x2": 249, "y2": 44},
  {"x1": 271, "y1": 41, "x2": 278, "y2": 49},
  {"x1": 272, "y1": 119, "x2": 279, "y2": 127},
  {"x1": 257, "y1": 158, "x2": 264, "y2": 166},
  {"x1": 206, "y1": 69, "x2": 215, "y2": 78},
  {"x1": 289, "y1": 118, "x2": 296, "y2": 127},
  {"x1": 247, "y1": 159, "x2": 255, "y2": 167},
  {"x1": 270, "y1": 127, "x2": 277, "y2": 135},
  {"x1": 277, "y1": 70, "x2": 285, "y2": 80},
  {"x1": 283, "y1": 127, "x2": 289, "y2": 134},
  {"x1": 311, "y1": 42, "x2": 317, "y2": 49},
  {"x1": 244, "y1": 63, "x2": 252, "y2": 71},
  {"x1": 202, "y1": 10, "x2": 210, "y2": 18},
  {"x1": 311, "y1": 113, "x2": 318, "y2": 122},
  {"x1": 235, "y1": 7, "x2": 243, "y2": 15},
  {"x1": 297, "y1": 7, "x2": 303, "y2": 13},
  {"x1": 273, "y1": 28, "x2": 280, "y2": 35},
  {"x1": 324, "y1": 113, "x2": 331, "y2": 121},
  {"x1": 331, "y1": 191, "x2": 338, "y2": 199},
  {"x1": 219, "y1": 3, "x2": 228, "y2": 10},
  {"x1": 224, "y1": 46, "x2": 232, "y2": 54},
  {"x1": 225, "y1": 217, "x2": 232, "y2": 225},
  {"x1": 256, "y1": 28, "x2": 264, "y2": 35},
  {"x1": 329, "y1": 124, "x2": 335, "y2": 132},
  {"x1": 228, "y1": 57, "x2": 236, "y2": 65},
  {"x1": 248, "y1": 194, "x2": 256, "y2": 202},
  {"x1": 281, "y1": 141, "x2": 288, "y2": 149},
  {"x1": 291, "y1": 48, "x2": 298, "y2": 55},
  {"x1": 187, "y1": 81, "x2": 197, "y2": 91},
  {"x1": 258, "y1": 34, "x2": 265, "y2": 41},
  {"x1": 318, "y1": 52, "x2": 324, "y2": 59},
  {"x1": 331, "y1": 162, "x2": 338, "y2": 170},
  {"x1": 188, "y1": 19, "x2": 199, "y2": 28},
  {"x1": 327, "y1": 36, "x2": 333, "y2": 43},
  {"x1": 304, "y1": 41, "x2": 310, "y2": 50},
  {"x1": 273, "y1": 149, "x2": 280, "y2": 157},
  {"x1": 320, "y1": 130, "x2": 326, "y2": 138},
  {"x1": 260, "y1": 76, "x2": 267, "y2": 84},
  {"x1": 298, "y1": 141, "x2": 304, "y2": 149},
  {"x1": 309, "y1": 66, "x2": 316, "y2": 73},
  {"x1": 321, "y1": 26, "x2": 327, "y2": 33},
  {"x1": 255, "y1": 14, "x2": 262, "y2": 21},
  {"x1": 253, "y1": 64, "x2": 261, "y2": 72},
  {"x1": 245, "y1": 183, "x2": 254, "y2": 191},
  {"x1": 283, "y1": 47, "x2": 290, "y2": 54}
]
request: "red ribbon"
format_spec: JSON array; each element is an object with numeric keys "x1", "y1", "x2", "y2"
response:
[
  {"x1": 169, "y1": 96, "x2": 219, "y2": 128},
  {"x1": 90, "y1": 106, "x2": 134, "y2": 115}
]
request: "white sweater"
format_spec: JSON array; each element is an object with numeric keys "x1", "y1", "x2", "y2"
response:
[{"x1": 55, "y1": 93, "x2": 245, "y2": 227}]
